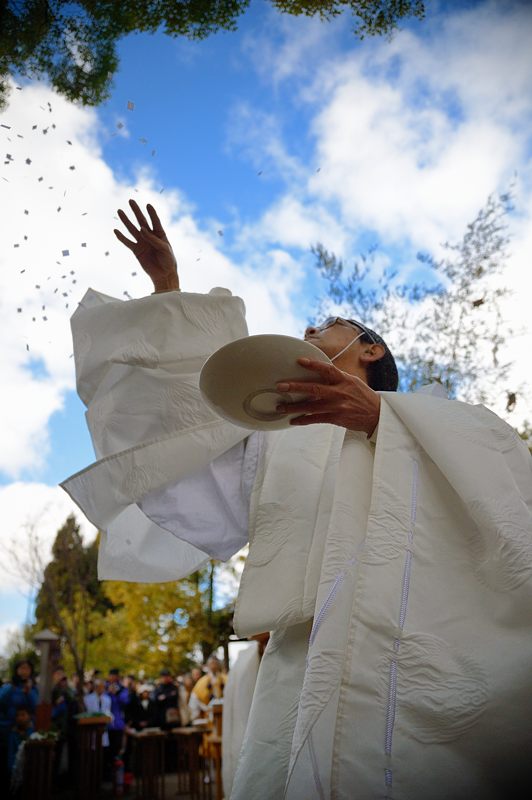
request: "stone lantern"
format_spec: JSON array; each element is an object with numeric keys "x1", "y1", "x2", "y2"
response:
[{"x1": 34, "y1": 628, "x2": 60, "y2": 731}]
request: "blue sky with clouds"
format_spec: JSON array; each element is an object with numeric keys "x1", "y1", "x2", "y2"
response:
[{"x1": 1, "y1": 0, "x2": 531, "y2": 652}]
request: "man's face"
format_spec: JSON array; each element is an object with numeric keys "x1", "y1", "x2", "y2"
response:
[
  {"x1": 52, "y1": 669, "x2": 65, "y2": 685},
  {"x1": 304, "y1": 319, "x2": 362, "y2": 362},
  {"x1": 16, "y1": 662, "x2": 32, "y2": 681},
  {"x1": 15, "y1": 709, "x2": 31, "y2": 729},
  {"x1": 207, "y1": 658, "x2": 221, "y2": 675},
  {"x1": 108, "y1": 673, "x2": 119, "y2": 684}
]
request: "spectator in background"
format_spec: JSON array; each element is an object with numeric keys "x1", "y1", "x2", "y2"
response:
[
  {"x1": 7, "y1": 706, "x2": 34, "y2": 780},
  {"x1": 85, "y1": 679, "x2": 113, "y2": 780},
  {"x1": 105, "y1": 669, "x2": 129, "y2": 764},
  {"x1": 0, "y1": 660, "x2": 38, "y2": 786},
  {"x1": 126, "y1": 685, "x2": 156, "y2": 731},
  {"x1": 152, "y1": 669, "x2": 179, "y2": 729},
  {"x1": 190, "y1": 656, "x2": 227, "y2": 720},
  {"x1": 190, "y1": 666, "x2": 203, "y2": 686},
  {"x1": 181, "y1": 673, "x2": 195, "y2": 704},
  {"x1": 51, "y1": 667, "x2": 78, "y2": 788}
]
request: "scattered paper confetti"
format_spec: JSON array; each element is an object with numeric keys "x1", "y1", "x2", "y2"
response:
[
  {"x1": 24, "y1": 210, "x2": 29, "y2": 215},
  {"x1": 62, "y1": 249, "x2": 70, "y2": 257},
  {"x1": 17, "y1": 308, "x2": 22, "y2": 313},
  {"x1": 38, "y1": 176, "x2": 43, "y2": 181},
  {"x1": 69, "y1": 165, "x2": 75, "y2": 170},
  {"x1": 57, "y1": 206, "x2": 61, "y2": 212},
  {"x1": 217, "y1": 230, "x2": 224, "y2": 237},
  {"x1": 66, "y1": 140, "x2": 72, "y2": 145},
  {"x1": 25, "y1": 158, "x2": 31, "y2": 165},
  {"x1": 117, "y1": 122, "x2": 124, "y2": 130},
  {"x1": 139, "y1": 137, "x2": 147, "y2": 144},
  {"x1": 81, "y1": 243, "x2": 87, "y2": 248},
  {"x1": 1, "y1": 124, "x2": 11, "y2": 129},
  {"x1": 127, "y1": 101, "x2": 134, "y2": 111}
]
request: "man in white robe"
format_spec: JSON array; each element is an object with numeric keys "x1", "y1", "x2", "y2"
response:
[{"x1": 62, "y1": 200, "x2": 532, "y2": 799}]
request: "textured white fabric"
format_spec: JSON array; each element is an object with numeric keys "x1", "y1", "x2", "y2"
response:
[
  {"x1": 231, "y1": 396, "x2": 532, "y2": 800},
  {"x1": 61, "y1": 287, "x2": 251, "y2": 580},
  {"x1": 221, "y1": 642, "x2": 261, "y2": 798}
]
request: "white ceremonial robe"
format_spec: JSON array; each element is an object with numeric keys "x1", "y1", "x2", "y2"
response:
[
  {"x1": 222, "y1": 642, "x2": 262, "y2": 798},
  {"x1": 62, "y1": 288, "x2": 532, "y2": 800}
]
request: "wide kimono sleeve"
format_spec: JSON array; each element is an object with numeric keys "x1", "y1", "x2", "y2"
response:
[{"x1": 61, "y1": 286, "x2": 254, "y2": 582}]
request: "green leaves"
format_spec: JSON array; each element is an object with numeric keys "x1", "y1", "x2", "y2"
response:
[{"x1": 0, "y1": 1, "x2": 425, "y2": 109}]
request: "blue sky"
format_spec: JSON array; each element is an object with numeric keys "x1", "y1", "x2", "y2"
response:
[{"x1": 1, "y1": 0, "x2": 531, "y2": 651}]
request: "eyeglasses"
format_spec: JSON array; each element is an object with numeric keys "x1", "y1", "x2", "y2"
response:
[{"x1": 316, "y1": 317, "x2": 378, "y2": 344}]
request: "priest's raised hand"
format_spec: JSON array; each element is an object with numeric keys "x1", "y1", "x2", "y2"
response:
[{"x1": 114, "y1": 199, "x2": 179, "y2": 293}]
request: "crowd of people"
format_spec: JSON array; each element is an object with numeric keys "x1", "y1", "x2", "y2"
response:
[{"x1": 0, "y1": 654, "x2": 228, "y2": 792}]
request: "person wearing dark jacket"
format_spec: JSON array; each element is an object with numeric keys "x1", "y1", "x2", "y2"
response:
[
  {"x1": 105, "y1": 669, "x2": 129, "y2": 763},
  {"x1": 125, "y1": 685, "x2": 157, "y2": 731},
  {"x1": 0, "y1": 660, "x2": 38, "y2": 788},
  {"x1": 152, "y1": 670, "x2": 179, "y2": 729}
]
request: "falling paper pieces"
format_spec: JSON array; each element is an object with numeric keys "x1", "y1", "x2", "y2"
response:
[
  {"x1": 69, "y1": 165, "x2": 75, "y2": 170},
  {"x1": 217, "y1": 230, "x2": 224, "y2": 236},
  {"x1": 25, "y1": 158, "x2": 31, "y2": 165},
  {"x1": 62, "y1": 249, "x2": 70, "y2": 256},
  {"x1": 127, "y1": 101, "x2": 134, "y2": 111},
  {"x1": 81, "y1": 243, "x2": 86, "y2": 248}
]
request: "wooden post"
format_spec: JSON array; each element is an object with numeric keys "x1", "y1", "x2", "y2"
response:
[
  {"x1": 129, "y1": 730, "x2": 166, "y2": 799},
  {"x1": 21, "y1": 738, "x2": 56, "y2": 800},
  {"x1": 76, "y1": 716, "x2": 108, "y2": 800},
  {"x1": 33, "y1": 629, "x2": 60, "y2": 732}
]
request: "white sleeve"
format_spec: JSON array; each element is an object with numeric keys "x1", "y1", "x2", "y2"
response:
[
  {"x1": 139, "y1": 432, "x2": 262, "y2": 561},
  {"x1": 61, "y1": 286, "x2": 252, "y2": 582}
]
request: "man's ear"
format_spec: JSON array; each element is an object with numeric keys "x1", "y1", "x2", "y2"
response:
[{"x1": 359, "y1": 344, "x2": 386, "y2": 364}]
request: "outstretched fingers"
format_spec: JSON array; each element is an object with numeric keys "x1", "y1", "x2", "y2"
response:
[
  {"x1": 117, "y1": 207, "x2": 142, "y2": 239},
  {"x1": 114, "y1": 229, "x2": 137, "y2": 250},
  {"x1": 129, "y1": 198, "x2": 150, "y2": 231},
  {"x1": 147, "y1": 204, "x2": 166, "y2": 238}
]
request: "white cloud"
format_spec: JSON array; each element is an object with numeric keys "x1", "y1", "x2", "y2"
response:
[
  {"x1": 235, "y1": 0, "x2": 532, "y2": 420},
  {"x1": 0, "y1": 482, "x2": 97, "y2": 593},
  {"x1": 0, "y1": 82, "x2": 305, "y2": 479}
]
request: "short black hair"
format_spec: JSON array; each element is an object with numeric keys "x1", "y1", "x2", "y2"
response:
[{"x1": 346, "y1": 320, "x2": 399, "y2": 392}]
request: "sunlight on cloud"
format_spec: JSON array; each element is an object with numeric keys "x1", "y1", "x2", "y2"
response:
[{"x1": 0, "y1": 83, "x2": 304, "y2": 479}]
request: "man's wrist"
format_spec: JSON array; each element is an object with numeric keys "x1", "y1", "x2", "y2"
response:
[{"x1": 152, "y1": 275, "x2": 180, "y2": 293}]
